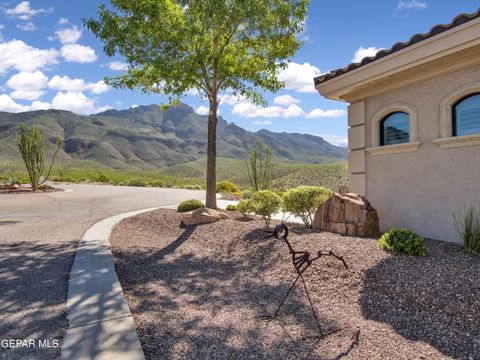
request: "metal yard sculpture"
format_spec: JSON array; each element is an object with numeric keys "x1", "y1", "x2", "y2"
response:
[{"x1": 260, "y1": 223, "x2": 349, "y2": 339}]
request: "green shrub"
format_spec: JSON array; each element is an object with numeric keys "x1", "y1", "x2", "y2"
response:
[
  {"x1": 148, "y1": 180, "x2": 164, "y2": 187},
  {"x1": 453, "y1": 206, "x2": 480, "y2": 256},
  {"x1": 241, "y1": 189, "x2": 253, "y2": 199},
  {"x1": 97, "y1": 173, "x2": 109, "y2": 183},
  {"x1": 251, "y1": 190, "x2": 281, "y2": 227},
  {"x1": 282, "y1": 186, "x2": 332, "y2": 228},
  {"x1": 226, "y1": 204, "x2": 237, "y2": 211},
  {"x1": 21, "y1": 177, "x2": 30, "y2": 184},
  {"x1": 184, "y1": 184, "x2": 203, "y2": 190},
  {"x1": 216, "y1": 180, "x2": 240, "y2": 194},
  {"x1": 177, "y1": 199, "x2": 204, "y2": 213},
  {"x1": 237, "y1": 199, "x2": 254, "y2": 219},
  {"x1": 126, "y1": 179, "x2": 146, "y2": 187},
  {"x1": 379, "y1": 228, "x2": 427, "y2": 256}
]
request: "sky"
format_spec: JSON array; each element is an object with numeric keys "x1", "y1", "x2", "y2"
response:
[{"x1": 0, "y1": 1, "x2": 478, "y2": 146}]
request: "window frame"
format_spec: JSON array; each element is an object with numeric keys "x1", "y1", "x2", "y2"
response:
[
  {"x1": 452, "y1": 92, "x2": 480, "y2": 137},
  {"x1": 379, "y1": 111, "x2": 410, "y2": 146}
]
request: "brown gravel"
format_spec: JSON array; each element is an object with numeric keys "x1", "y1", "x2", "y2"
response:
[{"x1": 110, "y1": 210, "x2": 480, "y2": 360}]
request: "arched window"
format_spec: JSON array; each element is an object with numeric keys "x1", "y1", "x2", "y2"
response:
[
  {"x1": 453, "y1": 93, "x2": 480, "y2": 136},
  {"x1": 380, "y1": 112, "x2": 409, "y2": 146}
]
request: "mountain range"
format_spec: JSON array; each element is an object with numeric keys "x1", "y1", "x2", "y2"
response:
[{"x1": 0, "y1": 103, "x2": 347, "y2": 170}]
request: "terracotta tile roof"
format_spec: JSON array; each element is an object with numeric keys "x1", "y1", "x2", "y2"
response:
[{"x1": 314, "y1": 8, "x2": 480, "y2": 86}]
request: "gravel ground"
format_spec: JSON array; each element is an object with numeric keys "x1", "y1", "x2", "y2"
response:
[{"x1": 111, "y1": 210, "x2": 480, "y2": 360}]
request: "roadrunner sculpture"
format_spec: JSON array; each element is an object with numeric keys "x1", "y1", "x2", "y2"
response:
[{"x1": 260, "y1": 223, "x2": 349, "y2": 339}]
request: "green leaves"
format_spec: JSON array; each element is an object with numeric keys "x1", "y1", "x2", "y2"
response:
[
  {"x1": 379, "y1": 228, "x2": 427, "y2": 256},
  {"x1": 85, "y1": 0, "x2": 309, "y2": 105}
]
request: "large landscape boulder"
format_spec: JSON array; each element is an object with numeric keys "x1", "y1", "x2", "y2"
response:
[
  {"x1": 180, "y1": 207, "x2": 230, "y2": 226},
  {"x1": 313, "y1": 193, "x2": 379, "y2": 237}
]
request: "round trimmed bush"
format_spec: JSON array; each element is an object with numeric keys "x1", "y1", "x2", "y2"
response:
[
  {"x1": 226, "y1": 204, "x2": 237, "y2": 211},
  {"x1": 282, "y1": 186, "x2": 333, "y2": 228},
  {"x1": 251, "y1": 190, "x2": 281, "y2": 227},
  {"x1": 177, "y1": 199, "x2": 204, "y2": 213},
  {"x1": 216, "y1": 180, "x2": 240, "y2": 194},
  {"x1": 379, "y1": 228, "x2": 427, "y2": 256},
  {"x1": 237, "y1": 199, "x2": 254, "y2": 219}
]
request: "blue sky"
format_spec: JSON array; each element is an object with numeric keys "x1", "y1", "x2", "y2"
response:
[{"x1": 0, "y1": 1, "x2": 478, "y2": 146}]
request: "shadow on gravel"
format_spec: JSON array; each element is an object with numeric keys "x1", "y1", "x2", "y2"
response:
[
  {"x1": 113, "y1": 226, "x2": 355, "y2": 360},
  {"x1": 360, "y1": 240, "x2": 480, "y2": 359},
  {"x1": 0, "y1": 241, "x2": 76, "y2": 360}
]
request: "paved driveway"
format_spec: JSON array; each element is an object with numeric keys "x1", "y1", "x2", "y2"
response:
[{"x1": 0, "y1": 184, "x2": 205, "y2": 360}]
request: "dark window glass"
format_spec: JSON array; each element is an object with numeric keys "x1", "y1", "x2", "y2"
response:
[
  {"x1": 453, "y1": 93, "x2": 480, "y2": 136},
  {"x1": 380, "y1": 112, "x2": 409, "y2": 146}
]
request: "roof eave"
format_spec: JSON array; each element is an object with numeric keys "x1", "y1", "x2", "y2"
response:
[{"x1": 316, "y1": 16, "x2": 480, "y2": 103}]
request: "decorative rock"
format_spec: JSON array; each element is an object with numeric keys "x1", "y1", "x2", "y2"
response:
[
  {"x1": 313, "y1": 192, "x2": 379, "y2": 237},
  {"x1": 180, "y1": 207, "x2": 230, "y2": 226}
]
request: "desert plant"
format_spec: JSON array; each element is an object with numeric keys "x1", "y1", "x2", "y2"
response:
[
  {"x1": 251, "y1": 190, "x2": 281, "y2": 227},
  {"x1": 453, "y1": 206, "x2": 480, "y2": 256},
  {"x1": 379, "y1": 228, "x2": 427, "y2": 256},
  {"x1": 97, "y1": 173, "x2": 109, "y2": 183},
  {"x1": 20, "y1": 177, "x2": 30, "y2": 184},
  {"x1": 17, "y1": 124, "x2": 63, "y2": 191},
  {"x1": 8, "y1": 176, "x2": 21, "y2": 186},
  {"x1": 282, "y1": 186, "x2": 333, "y2": 228},
  {"x1": 241, "y1": 189, "x2": 253, "y2": 199},
  {"x1": 177, "y1": 199, "x2": 204, "y2": 213},
  {"x1": 184, "y1": 184, "x2": 203, "y2": 190},
  {"x1": 236, "y1": 199, "x2": 255, "y2": 219},
  {"x1": 226, "y1": 204, "x2": 237, "y2": 211},
  {"x1": 216, "y1": 180, "x2": 240, "y2": 194},
  {"x1": 246, "y1": 140, "x2": 274, "y2": 191}
]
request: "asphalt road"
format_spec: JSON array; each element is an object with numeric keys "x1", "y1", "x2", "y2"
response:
[{"x1": 0, "y1": 184, "x2": 205, "y2": 360}]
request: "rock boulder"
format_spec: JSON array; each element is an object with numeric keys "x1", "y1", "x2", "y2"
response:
[
  {"x1": 180, "y1": 207, "x2": 230, "y2": 226},
  {"x1": 313, "y1": 193, "x2": 379, "y2": 237}
]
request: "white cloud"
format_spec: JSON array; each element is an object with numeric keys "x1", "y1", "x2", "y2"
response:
[
  {"x1": 0, "y1": 40, "x2": 58, "y2": 74},
  {"x1": 252, "y1": 120, "x2": 272, "y2": 125},
  {"x1": 232, "y1": 102, "x2": 304, "y2": 118},
  {"x1": 0, "y1": 24, "x2": 4, "y2": 30},
  {"x1": 10, "y1": 90, "x2": 45, "y2": 101},
  {"x1": 60, "y1": 44, "x2": 97, "y2": 63},
  {"x1": 195, "y1": 105, "x2": 209, "y2": 115},
  {"x1": 87, "y1": 80, "x2": 109, "y2": 94},
  {"x1": 278, "y1": 62, "x2": 322, "y2": 93},
  {"x1": 109, "y1": 61, "x2": 128, "y2": 71},
  {"x1": 55, "y1": 26, "x2": 82, "y2": 44},
  {"x1": 352, "y1": 46, "x2": 383, "y2": 63},
  {"x1": 58, "y1": 18, "x2": 69, "y2": 25},
  {"x1": 230, "y1": 97, "x2": 345, "y2": 119},
  {"x1": 7, "y1": 71, "x2": 48, "y2": 101},
  {"x1": 218, "y1": 93, "x2": 247, "y2": 106},
  {"x1": 17, "y1": 22, "x2": 36, "y2": 31},
  {"x1": 305, "y1": 108, "x2": 347, "y2": 119},
  {"x1": 314, "y1": 133, "x2": 348, "y2": 147},
  {"x1": 397, "y1": 0, "x2": 427, "y2": 10},
  {"x1": 48, "y1": 75, "x2": 109, "y2": 94},
  {"x1": 273, "y1": 95, "x2": 301, "y2": 106},
  {"x1": 30, "y1": 100, "x2": 51, "y2": 111},
  {"x1": 7, "y1": 71, "x2": 48, "y2": 90},
  {"x1": 0, "y1": 94, "x2": 29, "y2": 112},
  {"x1": 6, "y1": 1, "x2": 53, "y2": 20},
  {"x1": 51, "y1": 91, "x2": 96, "y2": 115}
]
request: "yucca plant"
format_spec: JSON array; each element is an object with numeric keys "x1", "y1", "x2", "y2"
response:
[
  {"x1": 17, "y1": 124, "x2": 63, "y2": 191},
  {"x1": 453, "y1": 206, "x2": 480, "y2": 256}
]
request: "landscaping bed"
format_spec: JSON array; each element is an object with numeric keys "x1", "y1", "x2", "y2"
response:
[
  {"x1": 0, "y1": 184, "x2": 62, "y2": 194},
  {"x1": 110, "y1": 209, "x2": 479, "y2": 360}
]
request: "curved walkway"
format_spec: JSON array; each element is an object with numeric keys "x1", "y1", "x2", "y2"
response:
[{"x1": 0, "y1": 184, "x2": 204, "y2": 360}]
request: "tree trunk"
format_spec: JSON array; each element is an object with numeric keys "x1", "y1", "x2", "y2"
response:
[{"x1": 205, "y1": 96, "x2": 218, "y2": 209}]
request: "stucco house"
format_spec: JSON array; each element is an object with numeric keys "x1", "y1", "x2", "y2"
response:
[{"x1": 314, "y1": 9, "x2": 480, "y2": 243}]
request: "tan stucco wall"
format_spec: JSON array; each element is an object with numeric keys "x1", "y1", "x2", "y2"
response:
[{"x1": 363, "y1": 64, "x2": 480, "y2": 243}]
